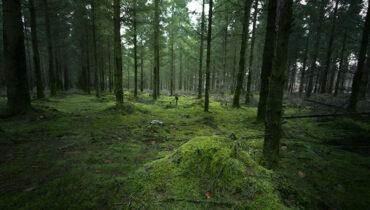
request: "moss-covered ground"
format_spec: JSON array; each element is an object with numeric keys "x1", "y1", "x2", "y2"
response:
[{"x1": 0, "y1": 92, "x2": 369, "y2": 209}]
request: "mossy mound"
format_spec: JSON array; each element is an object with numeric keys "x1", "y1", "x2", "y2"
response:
[{"x1": 130, "y1": 136, "x2": 285, "y2": 209}]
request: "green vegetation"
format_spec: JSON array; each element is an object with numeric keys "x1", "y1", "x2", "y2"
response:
[{"x1": 1, "y1": 92, "x2": 369, "y2": 209}]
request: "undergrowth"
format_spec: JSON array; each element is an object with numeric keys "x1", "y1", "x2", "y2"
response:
[{"x1": 0, "y1": 92, "x2": 369, "y2": 209}]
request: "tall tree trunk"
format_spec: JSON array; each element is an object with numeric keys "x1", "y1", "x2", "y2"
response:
[
  {"x1": 55, "y1": 49, "x2": 62, "y2": 90},
  {"x1": 43, "y1": 0, "x2": 56, "y2": 97},
  {"x1": 29, "y1": 0, "x2": 44, "y2": 98},
  {"x1": 114, "y1": 0, "x2": 123, "y2": 104},
  {"x1": 179, "y1": 46, "x2": 183, "y2": 90},
  {"x1": 108, "y1": 40, "x2": 112, "y2": 93},
  {"x1": 140, "y1": 39, "x2": 144, "y2": 92},
  {"x1": 204, "y1": 0, "x2": 214, "y2": 112},
  {"x1": 198, "y1": 0, "x2": 205, "y2": 99},
  {"x1": 86, "y1": 36, "x2": 91, "y2": 95},
  {"x1": 64, "y1": 57, "x2": 69, "y2": 90},
  {"x1": 264, "y1": 0, "x2": 293, "y2": 168},
  {"x1": 256, "y1": 0, "x2": 277, "y2": 121},
  {"x1": 245, "y1": 0, "x2": 258, "y2": 104},
  {"x1": 170, "y1": 4, "x2": 175, "y2": 96},
  {"x1": 24, "y1": 26, "x2": 33, "y2": 92},
  {"x1": 306, "y1": 0, "x2": 326, "y2": 98},
  {"x1": 320, "y1": 0, "x2": 339, "y2": 93},
  {"x1": 231, "y1": 46, "x2": 237, "y2": 93},
  {"x1": 299, "y1": 36, "x2": 309, "y2": 95},
  {"x1": 334, "y1": 31, "x2": 348, "y2": 97},
  {"x1": 133, "y1": 0, "x2": 138, "y2": 97},
  {"x1": 211, "y1": 60, "x2": 216, "y2": 90},
  {"x1": 347, "y1": 2, "x2": 370, "y2": 111},
  {"x1": 232, "y1": 0, "x2": 253, "y2": 108},
  {"x1": 223, "y1": 6, "x2": 229, "y2": 91},
  {"x1": 91, "y1": 0, "x2": 100, "y2": 98},
  {"x1": 153, "y1": 0, "x2": 160, "y2": 100},
  {"x1": 3, "y1": 0, "x2": 31, "y2": 113},
  {"x1": 127, "y1": 56, "x2": 130, "y2": 89}
]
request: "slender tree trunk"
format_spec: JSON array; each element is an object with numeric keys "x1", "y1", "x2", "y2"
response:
[
  {"x1": 348, "y1": 2, "x2": 370, "y2": 111},
  {"x1": 43, "y1": 0, "x2": 56, "y2": 97},
  {"x1": 306, "y1": 0, "x2": 326, "y2": 98},
  {"x1": 245, "y1": 0, "x2": 258, "y2": 104},
  {"x1": 223, "y1": 6, "x2": 229, "y2": 91},
  {"x1": 153, "y1": 0, "x2": 160, "y2": 100},
  {"x1": 212, "y1": 60, "x2": 216, "y2": 90},
  {"x1": 179, "y1": 46, "x2": 183, "y2": 90},
  {"x1": 108, "y1": 40, "x2": 112, "y2": 93},
  {"x1": 140, "y1": 39, "x2": 144, "y2": 92},
  {"x1": 197, "y1": 0, "x2": 206, "y2": 99},
  {"x1": 127, "y1": 57, "x2": 130, "y2": 89},
  {"x1": 114, "y1": 0, "x2": 123, "y2": 103},
  {"x1": 299, "y1": 36, "x2": 309, "y2": 95},
  {"x1": 91, "y1": 0, "x2": 100, "y2": 98},
  {"x1": 231, "y1": 46, "x2": 237, "y2": 93},
  {"x1": 100, "y1": 51, "x2": 105, "y2": 92},
  {"x1": 256, "y1": 0, "x2": 277, "y2": 121},
  {"x1": 170, "y1": 4, "x2": 175, "y2": 96},
  {"x1": 334, "y1": 30, "x2": 347, "y2": 97},
  {"x1": 86, "y1": 36, "x2": 91, "y2": 95},
  {"x1": 64, "y1": 57, "x2": 69, "y2": 90},
  {"x1": 320, "y1": 0, "x2": 339, "y2": 93},
  {"x1": 233, "y1": 0, "x2": 253, "y2": 108},
  {"x1": 133, "y1": 0, "x2": 138, "y2": 97},
  {"x1": 24, "y1": 26, "x2": 33, "y2": 92},
  {"x1": 55, "y1": 49, "x2": 62, "y2": 91},
  {"x1": 3, "y1": 0, "x2": 31, "y2": 113},
  {"x1": 204, "y1": 0, "x2": 214, "y2": 112},
  {"x1": 264, "y1": 0, "x2": 293, "y2": 168}
]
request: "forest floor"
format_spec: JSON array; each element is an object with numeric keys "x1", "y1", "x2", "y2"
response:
[{"x1": 0, "y1": 91, "x2": 369, "y2": 209}]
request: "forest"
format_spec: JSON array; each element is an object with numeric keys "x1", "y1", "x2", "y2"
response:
[{"x1": 0, "y1": 0, "x2": 370, "y2": 209}]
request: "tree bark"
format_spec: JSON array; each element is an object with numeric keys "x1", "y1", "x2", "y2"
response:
[
  {"x1": 91, "y1": 0, "x2": 100, "y2": 97},
  {"x1": 204, "y1": 0, "x2": 214, "y2": 112},
  {"x1": 320, "y1": 0, "x2": 339, "y2": 93},
  {"x1": 232, "y1": 0, "x2": 253, "y2": 108},
  {"x1": 334, "y1": 30, "x2": 347, "y2": 97},
  {"x1": 140, "y1": 39, "x2": 144, "y2": 92},
  {"x1": 348, "y1": 0, "x2": 370, "y2": 111},
  {"x1": 264, "y1": 0, "x2": 293, "y2": 168},
  {"x1": 3, "y1": 0, "x2": 31, "y2": 114},
  {"x1": 108, "y1": 40, "x2": 112, "y2": 93},
  {"x1": 43, "y1": 0, "x2": 56, "y2": 97},
  {"x1": 179, "y1": 46, "x2": 183, "y2": 90},
  {"x1": 114, "y1": 0, "x2": 123, "y2": 104},
  {"x1": 86, "y1": 35, "x2": 91, "y2": 95},
  {"x1": 133, "y1": 0, "x2": 138, "y2": 97},
  {"x1": 245, "y1": 0, "x2": 258, "y2": 104},
  {"x1": 256, "y1": 0, "x2": 277, "y2": 121},
  {"x1": 198, "y1": 0, "x2": 206, "y2": 99},
  {"x1": 306, "y1": 0, "x2": 326, "y2": 98},
  {"x1": 153, "y1": 0, "x2": 160, "y2": 100}
]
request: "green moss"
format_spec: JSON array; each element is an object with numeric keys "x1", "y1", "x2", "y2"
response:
[
  {"x1": 130, "y1": 136, "x2": 285, "y2": 209},
  {"x1": 1, "y1": 92, "x2": 369, "y2": 209}
]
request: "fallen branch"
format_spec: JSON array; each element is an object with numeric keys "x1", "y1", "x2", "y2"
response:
[
  {"x1": 304, "y1": 99, "x2": 345, "y2": 110},
  {"x1": 162, "y1": 198, "x2": 235, "y2": 206},
  {"x1": 241, "y1": 135, "x2": 265, "y2": 140},
  {"x1": 283, "y1": 112, "x2": 370, "y2": 119}
]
